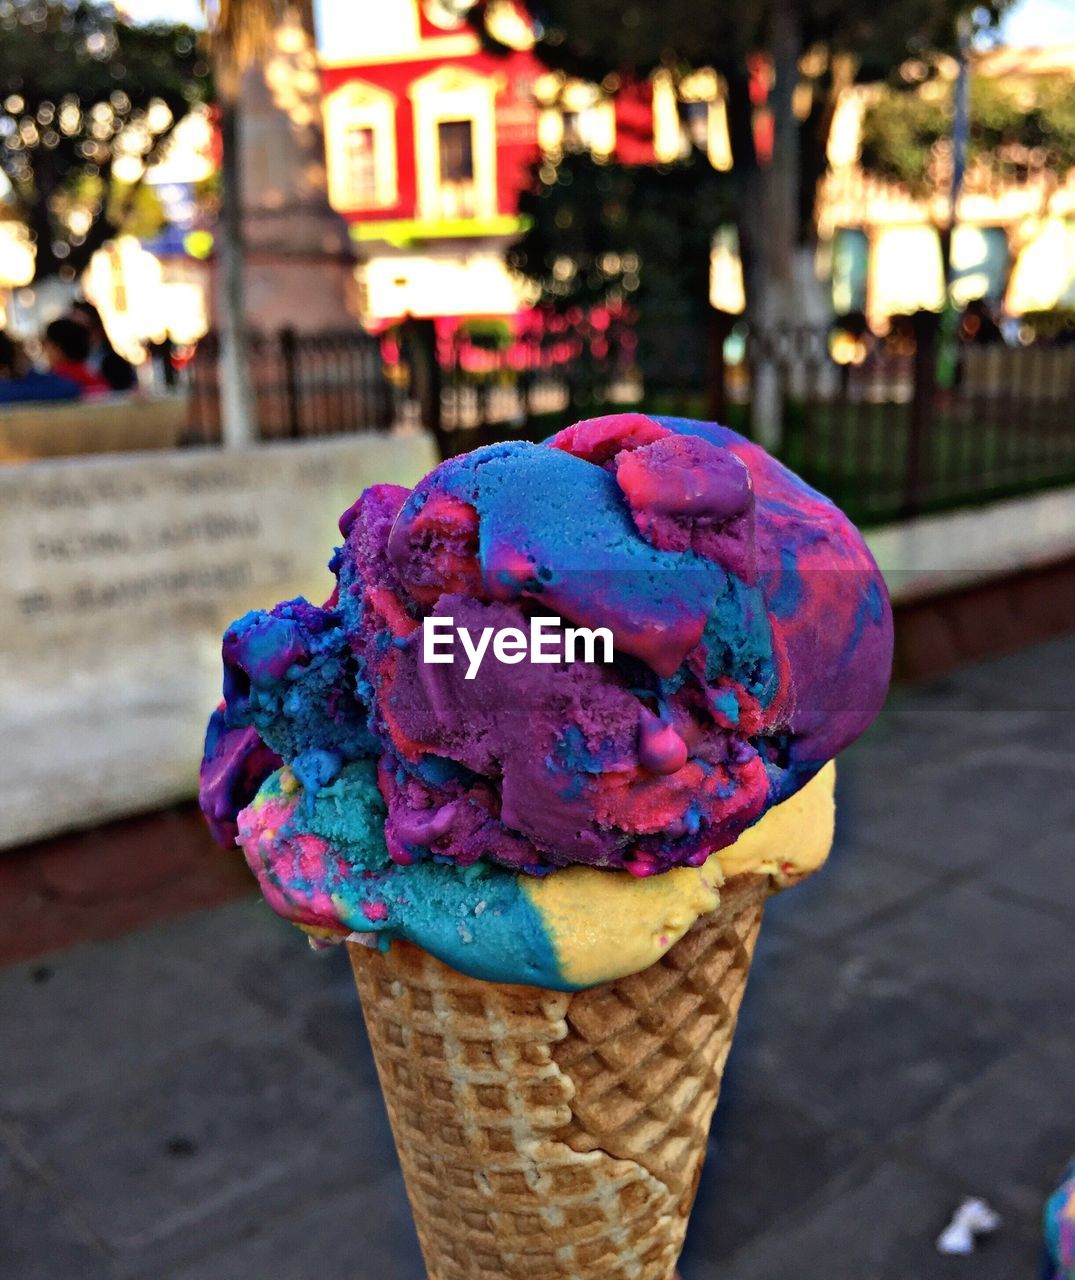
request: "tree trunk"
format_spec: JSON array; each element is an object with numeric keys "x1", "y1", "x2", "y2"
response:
[
  {"x1": 748, "y1": 0, "x2": 803, "y2": 449},
  {"x1": 719, "y1": 56, "x2": 764, "y2": 326},
  {"x1": 760, "y1": 0, "x2": 799, "y2": 322},
  {"x1": 215, "y1": 84, "x2": 257, "y2": 449}
]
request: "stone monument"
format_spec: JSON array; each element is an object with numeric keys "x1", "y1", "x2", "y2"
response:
[{"x1": 217, "y1": 3, "x2": 359, "y2": 333}]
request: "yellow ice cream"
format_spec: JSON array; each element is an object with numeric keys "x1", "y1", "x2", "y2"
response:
[
  {"x1": 716, "y1": 761, "x2": 835, "y2": 884},
  {"x1": 526, "y1": 763, "x2": 835, "y2": 987}
]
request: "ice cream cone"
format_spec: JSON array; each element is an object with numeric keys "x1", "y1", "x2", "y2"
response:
[{"x1": 347, "y1": 872, "x2": 768, "y2": 1280}]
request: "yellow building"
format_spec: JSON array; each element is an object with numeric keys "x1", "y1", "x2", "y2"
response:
[{"x1": 819, "y1": 44, "x2": 1075, "y2": 326}]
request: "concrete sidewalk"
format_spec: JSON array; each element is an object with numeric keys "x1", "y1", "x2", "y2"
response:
[{"x1": 2, "y1": 635, "x2": 1072, "y2": 1280}]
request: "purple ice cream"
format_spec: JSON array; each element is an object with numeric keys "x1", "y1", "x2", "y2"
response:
[{"x1": 201, "y1": 413, "x2": 892, "y2": 881}]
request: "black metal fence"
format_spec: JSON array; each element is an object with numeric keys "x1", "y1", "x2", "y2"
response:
[
  {"x1": 186, "y1": 328, "x2": 396, "y2": 442},
  {"x1": 754, "y1": 317, "x2": 1075, "y2": 522},
  {"x1": 185, "y1": 315, "x2": 1075, "y2": 526}
]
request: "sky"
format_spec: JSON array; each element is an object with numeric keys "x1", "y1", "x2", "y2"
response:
[
  {"x1": 123, "y1": 0, "x2": 1075, "y2": 47},
  {"x1": 998, "y1": 0, "x2": 1075, "y2": 45}
]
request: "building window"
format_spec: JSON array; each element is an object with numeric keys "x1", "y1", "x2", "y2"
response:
[
  {"x1": 681, "y1": 100, "x2": 710, "y2": 151},
  {"x1": 438, "y1": 119, "x2": 475, "y2": 182},
  {"x1": 550, "y1": 95, "x2": 614, "y2": 156},
  {"x1": 436, "y1": 118, "x2": 477, "y2": 216},
  {"x1": 324, "y1": 81, "x2": 398, "y2": 213},
  {"x1": 561, "y1": 110, "x2": 583, "y2": 151},
  {"x1": 412, "y1": 66, "x2": 498, "y2": 222},
  {"x1": 652, "y1": 68, "x2": 731, "y2": 170},
  {"x1": 343, "y1": 126, "x2": 378, "y2": 208}
]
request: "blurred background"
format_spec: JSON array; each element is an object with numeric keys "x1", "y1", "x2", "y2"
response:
[{"x1": 0, "y1": 1, "x2": 1072, "y2": 1277}]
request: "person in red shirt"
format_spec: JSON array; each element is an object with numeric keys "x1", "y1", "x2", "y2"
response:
[{"x1": 42, "y1": 317, "x2": 110, "y2": 396}]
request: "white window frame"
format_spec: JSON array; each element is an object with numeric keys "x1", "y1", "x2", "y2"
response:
[
  {"x1": 323, "y1": 80, "x2": 398, "y2": 212},
  {"x1": 653, "y1": 68, "x2": 731, "y2": 171},
  {"x1": 411, "y1": 66, "x2": 499, "y2": 222}
]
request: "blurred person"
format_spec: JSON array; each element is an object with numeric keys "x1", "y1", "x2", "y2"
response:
[
  {"x1": 147, "y1": 331, "x2": 177, "y2": 390},
  {"x1": 42, "y1": 318, "x2": 110, "y2": 396},
  {"x1": 958, "y1": 297, "x2": 1002, "y2": 346},
  {"x1": 0, "y1": 331, "x2": 80, "y2": 404},
  {"x1": 70, "y1": 300, "x2": 137, "y2": 391}
]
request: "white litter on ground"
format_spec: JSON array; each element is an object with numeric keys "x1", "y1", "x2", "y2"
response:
[{"x1": 936, "y1": 1198, "x2": 1002, "y2": 1255}]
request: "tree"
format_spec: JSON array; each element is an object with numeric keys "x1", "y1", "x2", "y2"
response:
[
  {"x1": 475, "y1": 0, "x2": 1012, "y2": 442},
  {"x1": 0, "y1": 1, "x2": 207, "y2": 282},
  {"x1": 478, "y1": 1, "x2": 1011, "y2": 314},
  {"x1": 507, "y1": 149, "x2": 736, "y2": 409},
  {"x1": 859, "y1": 69, "x2": 1075, "y2": 196}
]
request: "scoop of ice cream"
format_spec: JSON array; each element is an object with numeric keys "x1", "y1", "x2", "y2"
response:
[
  {"x1": 206, "y1": 414, "x2": 889, "y2": 877},
  {"x1": 200, "y1": 413, "x2": 889, "y2": 986},
  {"x1": 235, "y1": 758, "x2": 835, "y2": 988},
  {"x1": 199, "y1": 705, "x2": 281, "y2": 846}
]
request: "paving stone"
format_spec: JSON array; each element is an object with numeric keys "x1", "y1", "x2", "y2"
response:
[
  {"x1": 163, "y1": 897, "x2": 383, "y2": 1088},
  {"x1": 3, "y1": 632, "x2": 1072, "y2": 1276},
  {"x1": 157, "y1": 894, "x2": 339, "y2": 1022},
  {"x1": 763, "y1": 828, "x2": 941, "y2": 943},
  {"x1": 855, "y1": 698, "x2": 1052, "y2": 772},
  {"x1": 9, "y1": 1032, "x2": 396, "y2": 1274},
  {"x1": 699, "y1": 1158, "x2": 1043, "y2": 1280},
  {"x1": 850, "y1": 881, "x2": 1075, "y2": 1029},
  {"x1": 158, "y1": 1170, "x2": 425, "y2": 1280},
  {"x1": 0, "y1": 1139, "x2": 114, "y2": 1280},
  {"x1": 976, "y1": 770, "x2": 1075, "y2": 916},
  {"x1": 680, "y1": 1079, "x2": 863, "y2": 1266},
  {"x1": 0, "y1": 924, "x2": 272, "y2": 1113},
  {"x1": 728, "y1": 933, "x2": 1019, "y2": 1141},
  {"x1": 948, "y1": 634, "x2": 1075, "y2": 716},
  {"x1": 899, "y1": 1036, "x2": 1075, "y2": 1220},
  {"x1": 840, "y1": 749, "x2": 1075, "y2": 877}
]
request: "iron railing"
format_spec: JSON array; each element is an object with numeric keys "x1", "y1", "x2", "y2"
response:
[
  {"x1": 185, "y1": 316, "x2": 1075, "y2": 525},
  {"x1": 186, "y1": 328, "x2": 396, "y2": 442}
]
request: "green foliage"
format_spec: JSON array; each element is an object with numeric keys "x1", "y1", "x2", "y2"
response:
[
  {"x1": 462, "y1": 317, "x2": 514, "y2": 350},
  {"x1": 860, "y1": 71, "x2": 1075, "y2": 195},
  {"x1": 478, "y1": 0, "x2": 1013, "y2": 324},
  {"x1": 0, "y1": 0, "x2": 209, "y2": 281},
  {"x1": 508, "y1": 150, "x2": 735, "y2": 385},
  {"x1": 509, "y1": 151, "x2": 733, "y2": 311},
  {"x1": 491, "y1": 0, "x2": 1009, "y2": 85}
]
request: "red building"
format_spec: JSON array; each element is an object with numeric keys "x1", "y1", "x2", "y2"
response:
[{"x1": 317, "y1": 0, "x2": 730, "y2": 326}]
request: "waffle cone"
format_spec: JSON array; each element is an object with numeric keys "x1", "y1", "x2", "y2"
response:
[{"x1": 347, "y1": 872, "x2": 768, "y2": 1280}]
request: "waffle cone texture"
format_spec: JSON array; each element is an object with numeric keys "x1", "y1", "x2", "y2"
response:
[{"x1": 347, "y1": 872, "x2": 768, "y2": 1280}]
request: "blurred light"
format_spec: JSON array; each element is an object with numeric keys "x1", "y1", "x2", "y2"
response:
[
  {"x1": 484, "y1": 0, "x2": 534, "y2": 50},
  {"x1": 829, "y1": 332, "x2": 867, "y2": 366},
  {"x1": 183, "y1": 229, "x2": 214, "y2": 259},
  {"x1": 68, "y1": 209, "x2": 93, "y2": 236},
  {"x1": 0, "y1": 224, "x2": 35, "y2": 287},
  {"x1": 1006, "y1": 218, "x2": 1075, "y2": 313},
  {"x1": 869, "y1": 225, "x2": 945, "y2": 317},
  {"x1": 146, "y1": 100, "x2": 173, "y2": 132},
  {"x1": 710, "y1": 225, "x2": 745, "y2": 315},
  {"x1": 112, "y1": 154, "x2": 144, "y2": 182}
]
